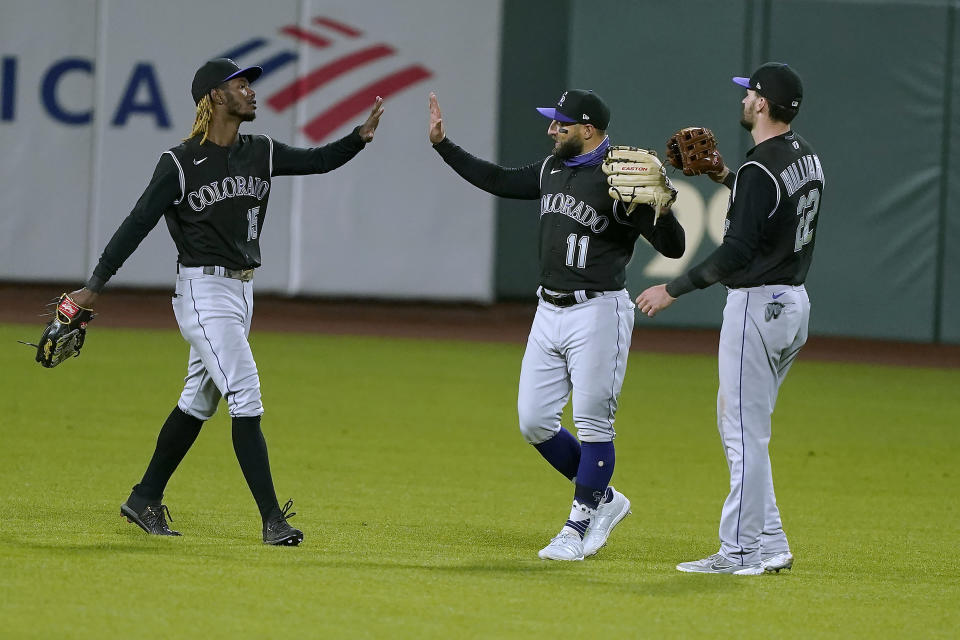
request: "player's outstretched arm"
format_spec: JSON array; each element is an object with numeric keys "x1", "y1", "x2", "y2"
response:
[
  {"x1": 82, "y1": 154, "x2": 181, "y2": 294},
  {"x1": 428, "y1": 92, "x2": 446, "y2": 144},
  {"x1": 637, "y1": 179, "x2": 766, "y2": 317},
  {"x1": 358, "y1": 96, "x2": 384, "y2": 142},
  {"x1": 270, "y1": 95, "x2": 383, "y2": 176},
  {"x1": 428, "y1": 91, "x2": 539, "y2": 199}
]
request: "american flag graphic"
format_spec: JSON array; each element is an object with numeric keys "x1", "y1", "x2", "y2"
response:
[{"x1": 218, "y1": 16, "x2": 433, "y2": 142}]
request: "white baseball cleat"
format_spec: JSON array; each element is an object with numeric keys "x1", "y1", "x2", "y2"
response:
[
  {"x1": 761, "y1": 551, "x2": 794, "y2": 573},
  {"x1": 582, "y1": 486, "x2": 631, "y2": 557},
  {"x1": 676, "y1": 552, "x2": 763, "y2": 575},
  {"x1": 538, "y1": 530, "x2": 585, "y2": 561}
]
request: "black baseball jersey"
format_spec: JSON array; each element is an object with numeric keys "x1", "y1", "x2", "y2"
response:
[
  {"x1": 667, "y1": 130, "x2": 824, "y2": 295},
  {"x1": 433, "y1": 138, "x2": 685, "y2": 291},
  {"x1": 86, "y1": 129, "x2": 367, "y2": 292}
]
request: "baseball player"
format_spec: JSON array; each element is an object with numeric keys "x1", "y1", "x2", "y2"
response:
[
  {"x1": 428, "y1": 90, "x2": 686, "y2": 560},
  {"x1": 637, "y1": 63, "x2": 822, "y2": 574},
  {"x1": 65, "y1": 58, "x2": 383, "y2": 545}
]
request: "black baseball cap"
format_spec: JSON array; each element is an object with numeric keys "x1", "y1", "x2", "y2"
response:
[
  {"x1": 191, "y1": 58, "x2": 263, "y2": 104},
  {"x1": 733, "y1": 62, "x2": 803, "y2": 110},
  {"x1": 536, "y1": 89, "x2": 611, "y2": 130}
]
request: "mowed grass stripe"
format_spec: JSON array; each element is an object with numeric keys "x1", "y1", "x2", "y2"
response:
[{"x1": 0, "y1": 324, "x2": 958, "y2": 639}]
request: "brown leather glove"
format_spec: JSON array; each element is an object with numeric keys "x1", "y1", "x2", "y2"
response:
[{"x1": 666, "y1": 127, "x2": 726, "y2": 177}]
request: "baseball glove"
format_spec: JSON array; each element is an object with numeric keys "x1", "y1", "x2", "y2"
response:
[
  {"x1": 601, "y1": 146, "x2": 677, "y2": 218},
  {"x1": 665, "y1": 127, "x2": 726, "y2": 176},
  {"x1": 27, "y1": 293, "x2": 95, "y2": 368}
]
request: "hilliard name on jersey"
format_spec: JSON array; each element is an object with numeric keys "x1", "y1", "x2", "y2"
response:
[
  {"x1": 541, "y1": 192, "x2": 609, "y2": 233},
  {"x1": 780, "y1": 154, "x2": 823, "y2": 197},
  {"x1": 187, "y1": 176, "x2": 270, "y2": 213}
]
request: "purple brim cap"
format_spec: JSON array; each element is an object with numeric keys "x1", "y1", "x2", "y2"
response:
[
  {"x1": 732, "y1": 76, "x2": 751, "y2": 88},
  {"x1": 536, "y1": 107, "x2": 577, "y2": 123},
  {"x1": 226, "y1": 66, "x2": 263, "y2": 84}
]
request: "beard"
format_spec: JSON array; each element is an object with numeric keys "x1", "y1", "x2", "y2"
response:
[
  {"x1": 232, "y1": 106, "x2": 256, "y2": 122},
  {"x1": 739, "y1": 105, "x2": 754, "y2": 132},
  {"x1": 552, "y1": 137, "x2": 584, "y2": 160},
  {"x1": 226, "y1": 96, "x2": 256, "y2": 122}
]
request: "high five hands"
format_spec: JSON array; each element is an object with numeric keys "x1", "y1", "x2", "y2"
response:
[
  {"x1": 358, "y1": 97, "x2": 385, "y2": 142},
  {"x1": 428, "y1": 92, "x2": 445, "y2": 144}
]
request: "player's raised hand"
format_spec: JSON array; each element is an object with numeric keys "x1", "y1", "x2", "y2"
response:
[
  {"x1": 428, "y1": 92, "x2": 445, "y2": 144},
  {"x1": 635, "y1": 284, "x2": 675, "y2": 317},
  {"x1": 358, "y1": 96, "x2": 384, "y2": 142}
]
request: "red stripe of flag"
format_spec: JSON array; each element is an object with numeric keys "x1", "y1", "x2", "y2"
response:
[
  {"x1": 303, "y1": 65, "x2": 433, "y2": 142},
  {"x1": 313, "y1": 17, "x2": 362, "y2": 38},
  {"x1": 267, "y1": 44, "x2": 396, "y2": 112},
  {"x1": 280, "y1": 25, "x2": 331, "y2": 48}
]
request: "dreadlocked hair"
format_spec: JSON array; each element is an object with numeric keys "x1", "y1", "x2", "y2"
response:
[{"x1": 184, "y1": 95, "x2": 214, "y2": 144}]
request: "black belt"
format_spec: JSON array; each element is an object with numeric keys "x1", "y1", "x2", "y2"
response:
[
  {"x1": 177, "y1": 264, "x2": 255, "y2": 282},
  {"x1": 539, "y1": 289, "x2": 603, "y2": 308},
  {"x1": 204, "y1": 266, "x2": 255, "y2": 281}
]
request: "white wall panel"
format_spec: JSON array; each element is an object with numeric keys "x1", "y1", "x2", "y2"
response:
[
  {"x1": 0, "y1": 0, "x2": 97, "y2": 280},
  {"x1": 0, "y1": 0, "x2": 502, "y2": 301}
]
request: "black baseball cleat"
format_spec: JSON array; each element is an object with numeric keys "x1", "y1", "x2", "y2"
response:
[
  {"x1": 263, "y1": 499, "x2": 303, "y2": 546},
  {"x1": 121, "y1": 501, "x2": 182, "y2": 536}
]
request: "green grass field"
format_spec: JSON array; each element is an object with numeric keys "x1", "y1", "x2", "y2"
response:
[{"x1": 1, "y1": 323, "x2": 958, "y2": 639}]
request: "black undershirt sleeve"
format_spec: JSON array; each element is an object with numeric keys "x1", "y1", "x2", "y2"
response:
[
  {"x1": 87, "y1": 154, "x2": 182, "y2": 292},
  {"x1": 622, "y1": 202, "x2": 686, "y2": 259},
  {"x1": 722, "y1": 170, "x2": 736, "y2": 190},
  {"x1": 271, "y1": 127, "x2": 367, "y2": 176},
  {"x1": 665, "y1": 164, "x2": 776, "y2": 297},
  {"x1": 432, "y1": 138, "x2": 541, "y2": 199}
]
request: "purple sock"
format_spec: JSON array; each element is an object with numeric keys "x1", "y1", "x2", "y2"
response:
[
  {"x1": 533, "y1": 428, "x2": 581, "y2": 480},
  {"x1": 573, "y1": 441, "x2": 615, "y2": 509}
]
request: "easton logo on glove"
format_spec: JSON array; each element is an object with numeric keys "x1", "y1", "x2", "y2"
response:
[
  {"x1": 601, "y1": 146, "x2": 677, "y2": 222},
  {"x1": 20, "y1": 293, "x2": 96, "y2": 368}
]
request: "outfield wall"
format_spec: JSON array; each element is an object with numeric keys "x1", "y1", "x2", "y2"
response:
[
  {"x1": 0, "y1": 0, "x2": 502, "y2": 301},
  {"x1": 496, "y1": 0, "x2": 960, "y2": 343},
  {"x1": 1, "y1": 0, "x2": 958, "y2": 342}
]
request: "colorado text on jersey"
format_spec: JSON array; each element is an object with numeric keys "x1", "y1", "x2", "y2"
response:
[
  {"x1": 540, "y1": 193, "x2": 609, "y2": 233},
  {"x1": 185, "y1": 176, "x2": 270, "y2": 212}
]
